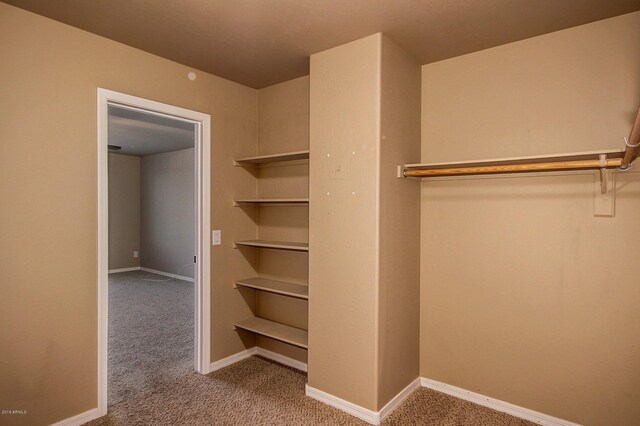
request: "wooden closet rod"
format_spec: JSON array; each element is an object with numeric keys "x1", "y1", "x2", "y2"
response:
[
  {"x1": 404, "y1": 157, "x2": 622, "y2": 178},
  {"x1": 620, "y1": 106, "x2": 640, "y2": 170},
  {"x1": 403, "y1": 104, "x2": 640, "y2": 179}
]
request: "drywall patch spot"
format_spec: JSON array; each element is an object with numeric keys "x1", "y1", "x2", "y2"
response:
[{"x1": 187, "y1": 71, "x2": 197, "y2": 81}]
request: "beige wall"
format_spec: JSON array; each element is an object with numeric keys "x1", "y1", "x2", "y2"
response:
[
  {"x1": 309, "y1": 34, "x2": 421, "y2": 411},
  {"x1": 253, "y1": 76, "x2": 310, "y2": 362},
  {"x1": 420, "y1": 12, "x2": 640, "y2": 426},
  {"x1": 141, "y1": 148, "x2": 195, "y2": 278},
  {"x1": 377, "y1": 36, "x2": 421, "y2": 407},
  {"x1": 108, "y1": 153, "x2": 141, "y2": 270},
  {"x1": 309, "y1": 35, "x2": 381, "y2": 410},
  {"x1": 0, "y1": 4, "x2": 257, "y2": 425},
  {"x1": 258, "y1": 76, "x2": 310, "y2": 156}
]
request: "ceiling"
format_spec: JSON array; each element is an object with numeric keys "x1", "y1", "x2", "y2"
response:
[
  {"x1": 108, "y1": 106, "x2": 195, "y2": 156},
  {"x1": 4, "y1": 0, "x2": 640, "y2": 88}
]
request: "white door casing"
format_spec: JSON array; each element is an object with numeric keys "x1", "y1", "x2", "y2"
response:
[{"x1": 97, "y1": 88, "x2": 211, "y2": 416}]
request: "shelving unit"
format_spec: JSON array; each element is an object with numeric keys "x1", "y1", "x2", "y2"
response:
[
  {"x1": 234, "y1": 317, "x2": 308, "y2": 349},
  {"x1": 234, "y1": 239, "x2": 308, "y2": 251},
  {"x1": 233, "y1": 148, "x2": 310, "y2": 356},
  {"x1": 235, "y1": 277, "x2": 308, "y2": 299},
  {"x1": 234, "y1": 198, "x2": 309, "y2": 205},
  {"x1": 234, "y1": 150, "x2": 310, "y2": 165}
]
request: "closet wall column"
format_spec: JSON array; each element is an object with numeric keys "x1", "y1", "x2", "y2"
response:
[{"x1": 308, "y1": 33, "x2": 421, "y2": 411}]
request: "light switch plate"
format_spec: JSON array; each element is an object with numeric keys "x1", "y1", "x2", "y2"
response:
[{"x1": 212, "y1": 230, "x2": 221, "y2": 246}]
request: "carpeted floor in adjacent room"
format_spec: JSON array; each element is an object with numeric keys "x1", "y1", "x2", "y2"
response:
[{"x1": 86, "y1": 271, "x2": 534, "y2": 426}]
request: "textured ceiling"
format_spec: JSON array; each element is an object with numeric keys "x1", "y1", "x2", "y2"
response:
[
  {"x1": 4, "y1": 0, "x2": 640, "y2": 88},
  {"x1": 108, "y1": 106, "x2": 195, "y2": 156}
]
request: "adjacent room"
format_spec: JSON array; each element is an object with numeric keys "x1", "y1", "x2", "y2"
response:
[
  {"x1": 1, "y1": 2, "x2": 639, "y2": 426},
  {"x1": 106, "y1": 105, "x2": 196, "y2": 411}
]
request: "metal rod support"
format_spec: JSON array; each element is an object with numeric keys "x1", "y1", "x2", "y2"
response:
[{"x1": 620, "y1": 106, "x2": 640, "y2": 170}]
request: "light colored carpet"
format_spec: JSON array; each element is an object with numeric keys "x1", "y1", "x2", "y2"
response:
[
  {"x1": 87, "y1": 271, "x2": 535, "y2": 425},
  {"x1": 106, "y1": 270, "x2": 194, "y2": 406}
]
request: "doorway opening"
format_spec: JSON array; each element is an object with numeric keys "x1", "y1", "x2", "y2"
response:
[{"x1": 97, "y1": 89, "x2": 211, "y2": 416}]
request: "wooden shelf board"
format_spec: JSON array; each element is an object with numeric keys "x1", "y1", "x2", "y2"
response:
[
  {"x1": 235, "y1": 239, "x2": 308, "y2": 251},
  {"x1": 234, "y1": 317, "x2": 308, "y2": 349},
  {"x1": 235, "y1": 150, "x2": 310, "y2": 165},
  {"x1": 234, "y1": 198, "x2": 309, "y2": 205},
  {"x1": 235, "y1": 277, "x2": 308, "y2": 299}
]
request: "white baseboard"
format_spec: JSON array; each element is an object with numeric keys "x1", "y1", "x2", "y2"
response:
[
  {"x1": 140, "y1": 267, "x2": 194, "y2": 283},
  {"x1": 108, "y1": 266, "x2": 141, "y2": 273},
  {"x1": 209, "y1": 346, "x2": 308, "y2": 374},
  {"x1": 420, "y1": 378, "x2": 580, "y2": 426},
  {"x1": 305, "y1": 385, "x2": 379, "y2": 424},
  {"x1": 256, "y1": 347, "x2": 308, "y2": 372},
  {"x1": 305, "y1": 378, "x2": 419, "y2": 425},
  {"x1": 209, "y1": 347, "x2": 257, "y2": 372},
  {"x1": 378, "y1": 377, "x2": 421, "y2": 422},
  {"x1": 50, "y1": 408, "x2": 98, "y2": 426}
]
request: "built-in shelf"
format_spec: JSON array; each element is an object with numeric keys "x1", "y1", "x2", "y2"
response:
[
  {"x1": 235, "y1": 277, "x2": 308, "y2": 299},
  {"x1": 234, "y1": 150, "x2": 310, "y2": 165},
  {"x1": 234, "y1": 317, "x2": 308, "y2": 349},
  {"x1": 233, "y1": 146, "x2": 310, "y2": 353},
  {"x1": 234, "y1": 198, "x2": 309, "y2": 205},
  {"x1": 235, "y1": 239, "x2": 309, "y2": 252}
]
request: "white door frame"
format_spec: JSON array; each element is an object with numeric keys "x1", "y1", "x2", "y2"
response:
[{"x1": 97, "y1": 88, "x2": 211, "y2": 416}]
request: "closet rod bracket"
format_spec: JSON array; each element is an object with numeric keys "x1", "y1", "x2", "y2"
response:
[
  {"x1": 594, "y1": 154, "x2": 615, "y2": 217},
  {"x1": 598, "y1": 154, "x2": 609, "y2": 195}
]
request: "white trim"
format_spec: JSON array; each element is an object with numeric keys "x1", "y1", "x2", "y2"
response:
[
  {"x1": 140, "y1": 267, "x2": 195, "y2": 283},
  {"x1": 208, "y1": 347, "x2": 309, "y2": 373},
  {"x1": 49, "y1": 409, "x2": 98, "y2": 426},
  {"x1": 305, "y1": 377, "x2": 420, "y2": 425},
  {"x1": 420, "y1": 378, "x2": 581, "y2": 426},
  {"x1": 256, "y1": 347, "x2": 308, "y2": 372},
  {"x1": 306, "y1": 385, "x2": 378, "y2": 424},
  {"x1": 108, "y1": 267, "x2": 141, "y2": 273},
  {"x1": 194, "y1": 107, "x2": 212, "y2": 375},
  {"x1": 97, "y1": 88, "x2": 212, "y2": 415},
  {"x1": 97, "y1": 89, "x2": 109, "y2": 417},
  {"x1": 378, "y1": 378, "x2": 421, "y2": 422},
  {"x1": 209, "y1": 347, "x2": 257, "y2": 372}
]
